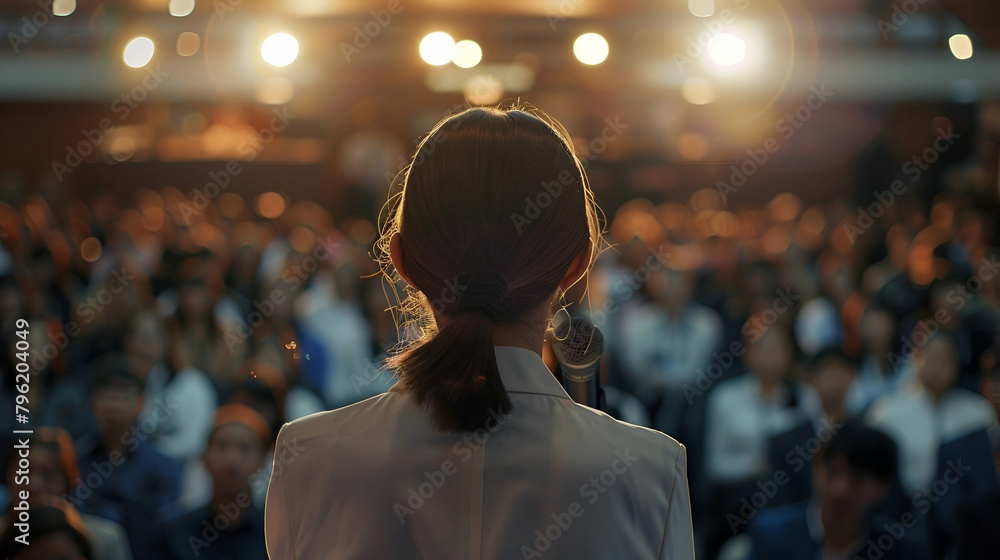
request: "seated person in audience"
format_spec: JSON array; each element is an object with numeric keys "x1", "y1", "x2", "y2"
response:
[
  {"x1": 844, "y1": 302, "x2": 915, "y2": 416},
  {"x1": 0, "y1": 496, "x2": 93, "y2": 559},
  {"x1": 2, "y1": 427, "x2": 132, "y2": 560},
  {"x1": 703, "y1": 321, "x2": 823, "y2": 557},
  {"x1": 745, "y1": 421, "x2": 923, "y2": 560},
  {"x1": 161, "y1": 404, "x2": 271, "y2": 560},
  {"x1": 705, "y1": 322, "x2": 823, "y2": 486},
  {"x1": 866, "y1": 330, "x2": 999, "y2": 499},
  {"x1": 127, "y1": 311, "x2": 217, "y2": 464},
  {"x1": 809, "y1": 347, "x2": 858, "y2": 423},
  {"x1": 619, "y1": 266, "x2": 724, "y2": 432},
  {"x1": 72, "y1": 356, "x2": 182, "y2": 560}
]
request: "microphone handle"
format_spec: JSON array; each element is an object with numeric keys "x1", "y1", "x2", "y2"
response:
[{"x1": 562, "y1": 365, "x2": 601, "y2": 410}]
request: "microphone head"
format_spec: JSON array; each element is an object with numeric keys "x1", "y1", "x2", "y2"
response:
[{"x1": 551, "y1": 318, "x2": 605, "y2": 372}]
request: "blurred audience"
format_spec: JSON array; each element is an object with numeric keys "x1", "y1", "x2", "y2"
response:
[
  {"x1": 743, "y1": 421, "x2": 923, "y2": 559},
  {"x1": 0, "y1": 108, "x2": 998, "y2": 560},
  {"x1": 160, "y1": 405, "x2": 270, "y2": 560}
]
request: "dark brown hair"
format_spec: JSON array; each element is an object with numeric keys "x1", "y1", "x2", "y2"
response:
[{"x1": 378, "y1": 105, "x2": 602, "y2": 432}]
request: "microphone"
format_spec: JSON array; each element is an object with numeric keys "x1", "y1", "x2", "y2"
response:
[{"x1": 550, "y1": 318, "x2": 605, "y2": 410}]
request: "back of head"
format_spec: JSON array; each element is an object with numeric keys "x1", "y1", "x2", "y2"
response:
[
  {"x1": 819, "y1": 420, "x2": 897, "y2": 482},
  {"x1": 380, "y1": 105, "x2": 602, "y2": 432}
]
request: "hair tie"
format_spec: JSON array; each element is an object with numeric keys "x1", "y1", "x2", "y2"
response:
[{"x1": 457, "y1": 270, "x2": 507, "y2": 322}]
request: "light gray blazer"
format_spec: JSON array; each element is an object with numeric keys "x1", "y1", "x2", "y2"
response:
[{"x1": 264, "y1": 345, "x2": 694, "y2": 559}]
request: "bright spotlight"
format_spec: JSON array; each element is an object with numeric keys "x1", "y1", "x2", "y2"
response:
[
  {"x1": 948, "y1": 34, "x2": 973, "y2": 60},
  {"x1": 707, "y1": 33, "x2": 746, "y2": 66},
  {"x1": 52, "y1": 0, "x2": 76, "y2": 16},
  {"x1": 169, "y1": 0, "x2": 195, "y2": 17},
  {"x1": 262, "y1": 33, "x2": 299, "y2": 67},
  {"x1": 574, "y1": 33, "x2": 609, "y2": 65},
  {"x1": 123, "y1": 37, "x2": 155, "y2": 68},
  {"x1": 453, "y1": 40, "x2": 482, "y2": 68},
  {"x1": 420, "y1": 32, "x2": 456, "y2": 66}
]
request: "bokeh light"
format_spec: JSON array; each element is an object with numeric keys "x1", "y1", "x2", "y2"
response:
[
  {"x1": 169, "y1": 0, "x2": 195, "y2": 17},
  {"x1": 574, "y1": 33, "x2": 609, "y2": 65},
  {"x1": 53, "y1": 0, "x2": 76, "y2": 17},
  {"x1": 420, "y1": 32, "x2": 456, "y2": 66},
  {"x1": 123, "y1": 37, "x2": 155, "y2": 68},
  {"x1": 948, "y1": 34, "x2": 973, "y2": 60},
  {"x1": 80, "y1": 237, "x2": 102, "y2": 262},
  {"x1": 707, "y1": 33, "x2": 746, "y2": 66},
  {"x1": 177, "y1": 32, "x2": 200, "y2": 56},
  {"x1": 262, "y1": 33, "x2": 299, "y2": 67},
  {"x1": 452, "y1": 40, "x2": 483, "y2": 68}
]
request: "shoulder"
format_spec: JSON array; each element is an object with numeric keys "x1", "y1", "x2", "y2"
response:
[
  {"x1": 562, "y1": 401, "x2": 687, "y2": 470},
  {"x1": 865, "y1": 387, "x2": 919, "y2": 422},
  {"x1": 277, "y1": 390, "x2": 408, "y2": 443},
  {"x1": 948, "y1": 388, "x2": 996, "y2": 417}
]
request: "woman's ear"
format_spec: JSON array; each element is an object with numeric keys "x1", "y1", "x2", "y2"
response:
[
  {"x1": 389, "y1": 233, "x2": 415, "y2": 287},
  {"x1": 558, "y1": 240, "x2": 593, "y2": 292}
]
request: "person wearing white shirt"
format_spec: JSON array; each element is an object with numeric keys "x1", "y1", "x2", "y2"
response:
[
  {"x1": 705, "y1": 323, "x2": 823, "y2": 486},
  {"x1": 619, "y1": 266, "x2": 724, "y2": 434},
  {"x1": 866, "y1": 331, "x2": 999, "y2": 498},
  {"x1": 264, "y1": 106, "x2": 693, "y2": 559},
  {"x1": 702, "y1": 322, "x2": 823, "y2": 560}
]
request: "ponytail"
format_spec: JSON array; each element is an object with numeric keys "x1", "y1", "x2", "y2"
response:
[{"x1": 388, "y1": 271, "x2": 512, "y2": 432}]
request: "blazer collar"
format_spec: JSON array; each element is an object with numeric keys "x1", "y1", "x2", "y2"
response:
[
  {"x1": 494, "y1": 345, "x2": 572, "y2": 400},
  {"x1": 388, "y1": 345, "x2": 572, "y2": 401}
]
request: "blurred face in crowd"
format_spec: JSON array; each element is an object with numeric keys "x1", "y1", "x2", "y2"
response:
[
  {"x1": 648, "y1": 268, "x2": 694, "y2": 310},
  {"x1": 918, "y1": 337, "x2": 958, "y2": 397},
  {"x1": 179, "y1": 281, "x2": 210, "y2": 321},
  {"x1": 204, "y1": 423, "x2": 264, "y2": 498},
  {"x1": 815, "y1": 455, "x2": 888, "y2": 527},
  {"x1": 6, "y1": 445, "x2": 67, "y2": 497},
  {"x1": 813, "y1": 356, "x2": 855, "y2": 414},
  {"x1": 91, "y1": 382, "x2": 141, "y2": 439},
  {"x1": 748, "y1": 328, "x2": 793, "y2": 386},
  {"x1": 126, "y1": 313, "x2": 165, "y2": 366},
  {"x1": 860, "y1": 308, "x2": 895, "y2": 354}
]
